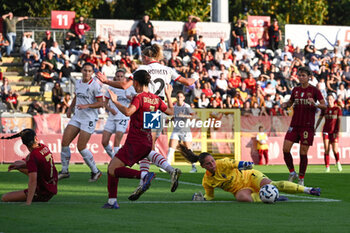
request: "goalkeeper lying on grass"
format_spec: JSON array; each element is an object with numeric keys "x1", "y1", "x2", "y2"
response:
[{"x1": 178, "y1": 144, "x2": 321, "y2": 202}]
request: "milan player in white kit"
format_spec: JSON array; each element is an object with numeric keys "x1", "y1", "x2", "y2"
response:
[
  {"x1": 97, "y1": 44, "x2": 198, "y2": 199},
  {"x1": 102, "y1": 69, "x2": 136, "y2": 158},
  {"x1": 58, "y1": 63, "x2": 104, "y2": 182},
  {"x1": 165, "y1": 91, "x2": 197, "y2": 172}
]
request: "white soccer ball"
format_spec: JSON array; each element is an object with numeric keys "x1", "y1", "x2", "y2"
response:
[{"x1": 259, "y1": 184, "x2": 279, "y2": 203}]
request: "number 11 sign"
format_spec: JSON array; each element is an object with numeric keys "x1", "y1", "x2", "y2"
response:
[{"x1": 51, "y1": 11, "x2": 76, "y2": 29}]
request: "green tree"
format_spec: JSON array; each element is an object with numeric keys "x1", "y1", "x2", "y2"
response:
[
  {"x1": 146, "y1": 0, "x2": 211, "y2": 21},
  {"x1": 327, "y1": 0, "x2": 350, "y2": 25}
]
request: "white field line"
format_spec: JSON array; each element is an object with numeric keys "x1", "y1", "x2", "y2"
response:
[{"x1": 156, "y1": 177, "x2": 341, "y2": 202}]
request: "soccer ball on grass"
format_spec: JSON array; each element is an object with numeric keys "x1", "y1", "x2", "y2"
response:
[{"x1": 259, "y1": 184, "x2": 279, "y2": 203}]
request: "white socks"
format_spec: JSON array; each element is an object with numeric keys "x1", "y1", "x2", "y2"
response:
[
  {"x1": 147, "y1": 151, "x2": 174, "y2": 174},
  {"x1": 61, "y1": 146, "x2": 71, "y2": 173},
  {"x1": 139, "y1": 158, "x2": 150, "y2": 186},
  {"x1": 167, "y1": 147, "x2": 175, "y2": 164},
  {"x1": 104, "y1": 145, "x2": 114, "y2": 158},
  {"x1": 108, "y1": 198, "x2": 117, "y2": 205},
  {"x1": 80, "y1": 148, "x2": 99, "y2": 173},
  {"x1": 304, "y1": 187, "x2": 312, "y2": 194}
]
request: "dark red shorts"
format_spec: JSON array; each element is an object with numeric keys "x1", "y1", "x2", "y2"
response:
[
  {"x1": 116, "y1": 137, "x2": 152, "y2": 167},
  {"x1": 285, "y1": 126, "x2": 314, "y2": 146},
  {"x1": 323, "y1": 132, "x2": 339, "y2": 143},
  {"x1": 24, "y1": 189, "x2": 55, "y2": 202}
]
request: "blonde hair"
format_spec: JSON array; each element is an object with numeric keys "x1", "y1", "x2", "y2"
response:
[{"x1": 142, "y1": 44, "x2": 163, "y2": 61}]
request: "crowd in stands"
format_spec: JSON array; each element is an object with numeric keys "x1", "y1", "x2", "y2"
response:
[{"x1": 1, "y1": 13, "x2": 350, "y2": 116}]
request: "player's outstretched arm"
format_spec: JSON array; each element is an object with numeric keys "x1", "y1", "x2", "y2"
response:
[
  {"x1": 96, "y1": 72, "x2": 133, "y2": 89},
  {"x1": 108, "y1": 89, "x2": 136, "y2": 116},
  {"x1": 164, "y1": 84, "x2": 174, "y2": 115}
]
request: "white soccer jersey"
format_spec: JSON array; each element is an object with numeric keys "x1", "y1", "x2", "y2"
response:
[
  {"x1": 105, "y1": 86, "x2": 136, "y2": 120},
  {"x1": 173, "y1": 103, "x2": 193, "y2": 132},
  {"x1": 136, "y1": 62, "x2": 181, "y2": 98},
  {"x1": 73, "y1": 78, "x2": 103, "y2": 121}
]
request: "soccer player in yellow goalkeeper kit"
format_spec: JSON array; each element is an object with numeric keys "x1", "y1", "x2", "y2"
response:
[{"x1": 178, "y1": 144, "x2": 321, "y2": 202}]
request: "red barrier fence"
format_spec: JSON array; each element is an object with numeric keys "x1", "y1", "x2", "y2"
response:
[{"x1": 0, "y1": 134, "x2": 169, "y2": 163}]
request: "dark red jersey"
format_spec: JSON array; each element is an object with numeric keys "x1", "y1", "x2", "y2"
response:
[
  {"x1": 322, "y1": 106, "x2": 342, "y2": 133},
  {"x1": 129, "y1": 92, "x2": 167, "y2": 138},
  {"x1": 290, "y1": 85, "x2": 323, "y2": 128},
  {"x1": 26, "y1": 144, "x2": 58, "y2": 195}
]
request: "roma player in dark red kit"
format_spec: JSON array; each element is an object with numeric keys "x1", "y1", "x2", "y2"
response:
[
  {"x1": 1, "y1": 129, "x2": 58, "y2": 205},
  {"x1": 281, "y1": 67, "x2": 326, "y2": 186},
  {"x1": 102, "y1": 70, "x2": 174, "y2": 209},
  {"x1": 315, "y1": 94, "x2": 342, "y2": 172}
]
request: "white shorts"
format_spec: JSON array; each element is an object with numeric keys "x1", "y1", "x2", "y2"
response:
[
  {"x1": 152, "y1": 113, "x2": 167, "y2": 138},
  {"x1": 104, "y1": 118, "x2": 129, "y2": 134},
  {"x1": 68, "y1": 118, "x2": 97, "y2": 134},
  {"x1": 170, "y1": 130, "x2": 192, "y2": 142}
]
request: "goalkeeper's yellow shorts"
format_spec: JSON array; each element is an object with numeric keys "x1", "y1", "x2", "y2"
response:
[{"x1": 234, "y1": 170, "x2": 269, "y2": 194}]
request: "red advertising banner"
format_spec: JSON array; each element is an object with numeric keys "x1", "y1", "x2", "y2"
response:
[
  {"x1": 1, "y1": 134, "x2": 169, "y2": 163},
  {"x1": 247, "y1": 16, "x2": 270, "y2": 47},
  {"x1": 241, "y1": 135, "x2": 350, "y2": 165},
  {"x1": 33, "y1": 114, "x2": 61, "y2": 134},
  {"x1": 51, "y1": 11, "x2": 76, "y2": 29}
]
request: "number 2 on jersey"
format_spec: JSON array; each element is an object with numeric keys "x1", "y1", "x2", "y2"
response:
[{"x1": 154, "y1": 78, "x2": 165, "y2": 95}]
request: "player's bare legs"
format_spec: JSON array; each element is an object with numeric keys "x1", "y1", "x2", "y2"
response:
[
  {"x1": 113, "y1": 131, "x2": 123, "y2": 154},
  {"x1": 59, "y1": 125, "x2": 80, "y2": 178},
  {"x1": 331, "y1": 141, "x2": 342, "y2": 172},
  {"x1": 102, "y1": 130, "x2": 114, "y2": 158},
  {"x1": 298, "y1": 144, "x2": 310, "y2": 185},
  {"x1": 1, "y1": 190, "x2": 26, "y2": 202},
  {"x1": 283, "y1": 139, "x2": 298, "y2": 182},
  {"x1": 323, "y1": 138, "x2": 330, "y2": 172}
]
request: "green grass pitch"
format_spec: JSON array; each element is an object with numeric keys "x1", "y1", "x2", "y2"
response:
[{"x1": 1, "y1": 164, "x2": 350, "y2": 233}]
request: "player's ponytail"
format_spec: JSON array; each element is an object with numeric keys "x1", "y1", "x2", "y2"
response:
[
  {"x1": 178, "y1": 144, "x2": 200, "y2": 164},
  {"x1": 1, "y1": 128, "x2": 36, "y2": 147},
  {"x1": 142, "y1": 44, "x2": 163, "y2": 61},
  {"x1": 0, "y1": 132, "x2": 22, "y2": 140}
]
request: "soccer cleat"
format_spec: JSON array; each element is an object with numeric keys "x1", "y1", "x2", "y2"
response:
[
  {"x1": 276, "y1": 195, "x2": 289, "y2": 202},
  {"x1": 288, "y1": 172, "x2": 298, "y2": 182},
  {"x1": 336, "y1": 162, "x2": 342, "y2": 172},
  {"x1": 189, "y1": 166, "x2": 197, "y2": 173},
  {"x1": 128, "y1": 172, "x2": 156, "y2": 201},
  {"x1": 298, "y1": 178, "x2": 304, "y2": 186},
  {"x1": 325, "y1": 167, "x2": 330, "y2": 173},
  {"x1": 309, "y1": 187, "x2": 321, "y2": 196},
  {"x1": 58, "y1": 171, "x2": 70, "y2": 180},
  {"x1": 170, "y1": 168, "x2": 182, "y2": 192},
  {"x1": 102, "y1": 202, "x2": 120, "y2": 209},
  {"x1": 89, "y1": 170, "x2": 102, "y2": 182}
]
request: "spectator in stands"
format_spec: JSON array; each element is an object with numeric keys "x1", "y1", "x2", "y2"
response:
[
  {"x1": 341, "y1": 65, "x2": 350, "y2": 87},
  {"x1": 4, "y1": 89, "x2": 18, "y2": 111},
  {"x1": 74, "y1": 16, "x2": 91, "y2": 45},
  {"x1": 196, "y1": 35, "x2": 206, "y2": 56},
  {"x1": 211, "y1": 91, "x2": 223, "y2": 109},
  {"x1": 27, "y1": 41, "x2": 40, "y2": 60},
  {"x1": 216, "y1": 72, "x2": 228, "y2": 96},
  {"x1": 183, "y1": 15, "x2": 200, "y2": 41},
  {"x1": 50, "y1": 41, "x2": 68, "y2": 63},
  {"x1": 280, "y1": 46, "x2": 293, "y2": 61},
  {"x1": 27, "y1": 100, "x2": 47, "y2": 115},
  {"x1": 223, "y1": 95, "x2": 233, "y2": 108},
  {"x1": 23, "y1": 50, "x2": 39, "y2": 77},
  {"x1": 60, "y1": 92, "x2": 72, "y2": 113},
  {"x1": 42, "y1": 31, "x2": 54, "y2": 49},
  {"x1": 59, "y1": 60, "x2": 74, "y2": 83},
  {"x1": 19, "y1": 32, "x2": 34, "y2": 56},
  {"x1": 185, "y1": 35, "x2": 196, "y2": 56},
  {"x1": 220, "y1": 52, "x2": 233, "y2": 69},
  {"x1": 293, "y1": 46, "x2": 304, "y2": 60},
  {"x1": 217, "y1": 37, "x2": 228, "y2": 53},
  {"x1": 0, "y1": 33, "x2": 9, "y2": 62},
  {"x1": 151, "y1": 35, "x2": 164, "y2": 46},
  {"x1": 255, "y1": 38, "x2": 267, "y2": 59},
  {"x1": 106, "y1": 34, "x2": 116, "y2": 55},
  {"x1": 232, "y1": 19, "x2": 247, "y2": 48},
  {"x1": 38, "y1": 42, "x2": 50, "y2": 60},
  {"x1": 286, "y1": 38, "x2": 295, "y2": 53},
  {"x1": 251, "y1": 102, "x2": 261, "y2": 116},
  {"x1": 92, "y1": 35, "x2": 108, "y2": 55},
  {"x1": 63, "y1": 32, "x2": 78, "y2": 57},
  {"x1": 250, "y1": 63, "x2": 261, "y2": 78},
  {"x1": 101, "y1": 59, "x2": 116, "y2": 79},
  {"x1": 32, "y1": 62, "x2": 53, "y2": 87},
  {"x1": 244, "y1": 73, "x2": 257, "y2": 93},
  {"x1": 267, "y1": 19, "x2": 281, "y2": 51},
  {"x1": 52, "y1": 82, "x2": 64, "y2": 113},
  {"x1": 2, "y1": 12, "x2": 28, "y2": 56},
  {"x1": 43, "y1": 51, "x2": 58, "y2": 74},
  {"x1": 241, "y1": 101, "x2": 252, "y2": 116},
  {"x1": 304, "y1": 39, "x2": 314, "y2": 59},
  {"x1": 136, "y1": 14, "x2": 154, "y2": 45},
  {"x1": 127, "y1": 35, "x2": 142, "y2": 59},
  {"x1": 1, "y1": 77, "x2": 11, "y2": 102}
]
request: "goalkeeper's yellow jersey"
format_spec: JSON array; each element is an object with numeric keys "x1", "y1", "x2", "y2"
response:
[{"x1": 202, "y1": 158, "x2": 258, "y2": 200}]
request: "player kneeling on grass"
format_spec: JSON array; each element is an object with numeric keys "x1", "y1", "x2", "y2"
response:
[
  {"x1": 102, "y1": 70, "x2": 175, "y2": 209},
  {"x1": 178, "y1": 144, "x2": 321, "y2": 202},
  {"x1": 1, "y1": 129, "x2": 58, "y2": 205}
]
